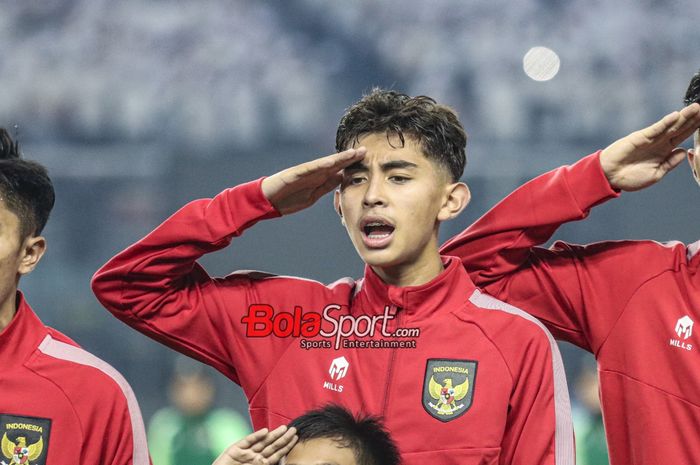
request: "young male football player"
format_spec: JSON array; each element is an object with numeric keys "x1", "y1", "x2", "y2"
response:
[
  {"x1": 92, "y1": 89, "x2": 573, "y2": 465},
  {"x1": 213, "y1": 405, "x2": 400, "y2": 465},
  {"x1": 0, "y1": 129, "x2": 149, "y2": 464},
  {"x1": 441, "y1": 82, "x2": 700, "y2": 464}
]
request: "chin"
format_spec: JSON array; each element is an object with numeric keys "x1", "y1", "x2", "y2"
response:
[{"x1": 358, "y1": 248, "x2": 405, "y2": 269}]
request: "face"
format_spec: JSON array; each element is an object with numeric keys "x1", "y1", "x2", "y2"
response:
[
  {"x1": 0, "y1": 201, "x2": 26, "y2": 314},
  {"x1": 170, "y1": 374, "x2": 215, "y2": 416},
  {"x1": 0, "y1": 198, "x2": 46, "y2": 325},
  {"x1": 334, "y1": 133, "x2": 469, "y2": 284},
  {"x1": 689, "y1": 131, "x2": 700, "y2": 185},
  {"x1": 283, "y1": 438, "x2": 358, "y2": 465}
]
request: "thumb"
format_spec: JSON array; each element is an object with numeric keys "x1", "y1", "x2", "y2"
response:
[{"x1": 662, "y1": 147, "x2": 688, "y2": 173}]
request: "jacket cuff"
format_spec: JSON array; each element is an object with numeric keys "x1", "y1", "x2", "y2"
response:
[
  {"x1": 218, "y1": 177, "x2": 282, "y2": 234},
  {"x1": 563, "y1": 151, "x2": 620, "y2": 211}
]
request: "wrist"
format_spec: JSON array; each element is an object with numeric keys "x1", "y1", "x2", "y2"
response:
[{"x1": 598, "y1": 147, "x2": 620, "y2": 190}]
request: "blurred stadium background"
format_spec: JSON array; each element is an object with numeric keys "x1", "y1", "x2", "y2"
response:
[{"x1": 3, "y1": 0, "x2": 700, "y2": 458}]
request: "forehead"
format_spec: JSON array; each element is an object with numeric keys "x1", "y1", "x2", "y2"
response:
[
  {"x1": 283, "y1": 438, "x2": 357, "y2": 465},
  {"x1": 354, "y1": 132, "x2": 428, "y2": 164}
]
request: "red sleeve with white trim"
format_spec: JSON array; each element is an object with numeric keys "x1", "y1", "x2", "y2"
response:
[
  {"x1": 38, "y1": 333, "x2": 151, "y2": 465},
  {"x1": 441, "y1": 152, "x2": 676, "y2": 351}
]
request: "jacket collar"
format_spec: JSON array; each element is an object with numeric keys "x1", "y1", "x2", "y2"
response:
[
  {"x1": 354, "y1": 256, "x2": 477, "y2": 318},
  {"x1": 0, "y1": 292, "x2": 48, "y2": 367}
]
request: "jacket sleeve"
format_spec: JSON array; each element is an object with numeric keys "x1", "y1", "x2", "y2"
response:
[
  {"x1": 82, "y1": 377, "x2": 151, "y2": 465},
  {"x1": 91, "y1": 178, "x2": 295, "y2": 390},
  {"x1": 501, "y1": 320, "x2": 572, "y2": 465},
  {"x1": 441, "y1": 152, "x2": 670, "y2": 351}
]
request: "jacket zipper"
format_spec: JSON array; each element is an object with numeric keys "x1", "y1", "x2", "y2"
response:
[{"x1": 381, "y1": 305, "x2": 403, "y2": 415}]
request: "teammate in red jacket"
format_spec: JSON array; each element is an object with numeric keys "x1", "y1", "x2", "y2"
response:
[
  {"x1": 0, "y1": 130, "x2": 149, "y2": 465},
  {"x1": 441, "y1": 83, "x2": 700, "y2": 464},
  {"x1": 92, "y1": 90, "x2": 573, "y2": 465}
]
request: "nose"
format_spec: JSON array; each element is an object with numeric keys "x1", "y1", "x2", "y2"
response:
[{"x1": 362, "y1": 176, "x2": 386, "y2": 208}]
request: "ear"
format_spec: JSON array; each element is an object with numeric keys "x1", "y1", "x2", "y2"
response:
[
  {"x1": 18, "y1": 235, "x2": 46, "y2": 276},
  {"x1": 688, "y1": 150, "x2": 699, "y2": 181},
  {"x1": 333, "y1": 189, "x2": 345, "y2": 226},
  {"x1": 437, "y1": 182, "x2": 470, "y2": 222}
]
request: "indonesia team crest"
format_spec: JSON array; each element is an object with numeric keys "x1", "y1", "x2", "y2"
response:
[
  {"x1": 422, "y1": 359, "x2": 477, "y2": 422},
  {"x1": 0, "y1": 415, "x2": 51, "y2": 465}
]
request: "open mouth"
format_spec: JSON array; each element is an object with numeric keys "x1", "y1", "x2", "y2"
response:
[{"x1": 361, "y1": 218, "x2": 395, "y2": 248}]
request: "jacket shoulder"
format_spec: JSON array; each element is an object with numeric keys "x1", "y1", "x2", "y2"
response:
[
  {"x1": 551, "y1": 238, "x2": 687, "y2": 265},
  {"x1": 219, "y1": 269, "x2": 359, "y2": 298},
  {"x1": 28, "y1": 334, "x2": 144, "y2": 421},
  {"x1": 465, "y1": 290, "x2": 559, "y2": 359}
]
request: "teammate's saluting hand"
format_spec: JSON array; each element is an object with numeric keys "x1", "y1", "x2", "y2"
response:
[
  {"x1": 600, "y1": 102, "x2": 700, "y2": 191},
  {"x1": 261, "y1": 148, "x2": 366, "y2": 215},
  {"x1": 213, "y1": 425, "x2": 298, "y2": 465}
]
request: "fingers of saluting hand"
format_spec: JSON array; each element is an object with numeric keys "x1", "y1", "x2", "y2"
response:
[
  {"x1": 250, "y1": 425, "x2": 291, "y2": 452},
  {"x1": 641, "y1": 103, "x2": 700, "y2": 145},
  {"x1": 290, "y1": 148, "x2": 366, "y2": 181},
  {"x1": 259, "y1": 426, "x2": 298, "y2": 463},
  {"x1": 234, "y1": 429, "x2": 271, "y2": 450},
  {"x1": 317, "y1": 147, "x2": 367, "y2": 170},
  {"x1": 669, "y1": 103, "x2": 700, "y2": 147}
]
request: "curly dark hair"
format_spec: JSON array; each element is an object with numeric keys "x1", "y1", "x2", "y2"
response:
[
  {"x1": 336, "y1": 89, "x2": 467, "y2": 182},
  {"x1": 684, "y1": 69, "x2": 700, "y2": 106},
  {"x1": 289, "y1": 404, "x2": 401, "y2": 465},
  {"x1": 0, "y1": 128, "x2": 55, "y2": 238}
]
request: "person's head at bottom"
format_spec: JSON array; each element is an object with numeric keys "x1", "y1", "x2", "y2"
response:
[
  {"x1": 213, "y1": 404, "x2": 401, "y2": 465},
  {"x1": 284, "y1": 404, "x2": 400, "y2": 465}
]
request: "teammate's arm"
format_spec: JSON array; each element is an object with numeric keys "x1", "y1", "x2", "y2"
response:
[{"x1": 440, "y1": 103, "x2": 700, "y2": 349}]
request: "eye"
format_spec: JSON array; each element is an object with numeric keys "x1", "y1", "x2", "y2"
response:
[
  {"x1": 389, "y1": 175, "x2": 410, "y2": 183},
  {"x1": 349, "y1": 175, "x2": 366, "y2": 185}
]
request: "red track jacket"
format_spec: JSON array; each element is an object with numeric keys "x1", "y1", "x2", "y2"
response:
[
  {"x1": 92, "y1": 178, "x2": 574, "y2": 465},
  {"x1": 0, "y1": 293, "x2": 149, "y2": 465},
  {"x1": 441, "y1": 152, "x2": 700, "y2": 465}
]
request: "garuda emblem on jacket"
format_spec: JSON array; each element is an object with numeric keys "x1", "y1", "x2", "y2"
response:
[
  {"x1": 0, "y1": 414, "x2": 50, "y2": 465},
  {"x1": 1, "y1": 435, "x2": 43, "y2": 465},
  {"x1": 428, "y1": 377, "x2": 470, "y2": 414},
  {"x1": 422, "y1": 359, "x2": 478, "y2": 422}
]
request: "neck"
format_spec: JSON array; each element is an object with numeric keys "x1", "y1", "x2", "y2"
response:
[
  {"x1": 373, "y1": 252, "x2": 445, "y2": 287},
  {"x1": 0, "y1": 291, "x2": 18, "y2": 332}
]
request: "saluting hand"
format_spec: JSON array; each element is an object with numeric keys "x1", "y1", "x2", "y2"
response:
[
  {"x1": 600, "y1": 102, "x2": 700, "y2": 191},
  {"x1": 261, "y1": 148, "x2": 366, "y2": 215},
  {"x1": 213, "y1": 425, "x2": 298, "y2": 465}
]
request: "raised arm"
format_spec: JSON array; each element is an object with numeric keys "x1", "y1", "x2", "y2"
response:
[
  {"x1": 441, "y1": 104, "x2": 700, "y2": 350},
  {"x1": 91, "y1": 149, "x2": 365, "y2": 386}
]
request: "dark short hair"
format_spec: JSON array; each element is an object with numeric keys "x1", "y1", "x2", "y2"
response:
[
  {"x1": 684, "y1": 69, "x2": 700, "y2": 106},
  {"x1": 336, "y1": 89, "x2": 467, "y2": 182},
  {"x1": 289, "y1": 404, "x2": 401, "y2": 465},
  {"x1": 0, "y1": 128, "x2": 55, "y2": 238}
]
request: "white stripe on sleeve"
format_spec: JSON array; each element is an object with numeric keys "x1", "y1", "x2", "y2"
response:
[
  {"x1": 38, "y1": 335, "x2": 149, "y2": 465},
  {"x1": 469, "y1": 290, "x2": 574, "y2": 465}
]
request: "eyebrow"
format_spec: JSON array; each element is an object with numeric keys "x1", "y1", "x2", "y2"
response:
[{"x1": 344, "y1": 160, "x2": 419, "y2": 173}]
